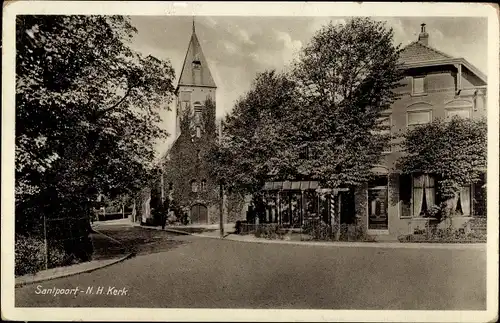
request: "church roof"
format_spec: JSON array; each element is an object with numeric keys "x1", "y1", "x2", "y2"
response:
[
  {"x1": 398, "y1": 41, "x2": 453, "y2": 65},
  {"x1": 176, "y1": 27, "x2": 216, "y2": 91}
]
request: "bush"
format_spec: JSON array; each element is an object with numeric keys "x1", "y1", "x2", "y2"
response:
[
  {"x1": 301, "y1": 222, "x2": 375, "y2": 242},
  {"x1": 15, "y1": 234, "x2": 74, "y2": 276},
  {"x1": 398, "y1": 228, "x2": 486, "y2": 243},
  {"x1": 254, "y1": 224, "x2": 286, "y2": 240}
]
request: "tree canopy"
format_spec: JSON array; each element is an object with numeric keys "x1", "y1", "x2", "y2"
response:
[
  {"x1": 16, "y1": 15, "x2": 175, "y2": 235},
  {"x1": 398, "y1": 116, "x2": 487, "y2": 199},
  {"x1": 210, "y1": 18, "x2": 403, "y2": 194}
]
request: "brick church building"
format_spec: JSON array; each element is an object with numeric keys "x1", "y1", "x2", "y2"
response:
[{"x1": 137, "y1": 21, "x2": 247, "y2": 225}]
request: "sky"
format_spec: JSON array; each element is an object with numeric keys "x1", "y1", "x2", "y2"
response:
[{"x1": 126, "y1": 16, "x2": 488, "y2": 157}]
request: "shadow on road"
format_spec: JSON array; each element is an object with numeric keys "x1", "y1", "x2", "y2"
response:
[{"x1": 95, "y1": 226, "x2": 189, "y2": 258}]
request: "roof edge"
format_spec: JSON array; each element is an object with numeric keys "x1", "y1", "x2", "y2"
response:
[{"x1": 400, "y1": 58, "x2": 487, "y2": 84}]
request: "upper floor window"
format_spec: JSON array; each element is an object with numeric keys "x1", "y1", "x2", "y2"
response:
[
  {"x1": 378, "y1": 115, "x2": 392, "y2": 153},
  {"x1": 201, "y1": 180, "x2": 207, "y2": 192},
  {"x1": 446, "y1": 107, "x2": 471, "y2": 120},
  {"x1": 407, "y1": 110, "x2": 431, "y2": 129},
  {"x1": 194, "y1": 104, "x2": 203, "y2": 124},
  {"x1": 191, "y1": 180, "x2": 198, "y2": 193},
  {"x1": 180, "y1": 91, "x2": 191, "y2": 103},
  {"x1": 196, "y1": 126, "x2": 201, "y2": 138},
  {"x1": 412, "y1": 76, "x2": 425, "y2": 95}
]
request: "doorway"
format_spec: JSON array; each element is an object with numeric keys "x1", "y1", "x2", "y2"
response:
[
  {"x1": 191, "y1": 203, "x2": 208, "y2": 224},
  {"x1": 367, "y1": 176, "x2": 389, "y2": 231}
]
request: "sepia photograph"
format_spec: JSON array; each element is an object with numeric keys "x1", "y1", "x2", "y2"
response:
[{"x1": 2, "y1": 1, "x2": 498, "y2": 322}]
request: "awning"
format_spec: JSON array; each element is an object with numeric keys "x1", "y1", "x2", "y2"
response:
[{"x1": 263, "y1": 181, "x2": 320, "y2": 191}]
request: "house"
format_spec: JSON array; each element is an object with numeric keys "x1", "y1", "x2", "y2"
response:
[
  {"x1": 359, "y1": 23, "x2": 488, "y2": 237},
  {"x1": 253, "y1": 24, "x2": 487, "y2": 238}
]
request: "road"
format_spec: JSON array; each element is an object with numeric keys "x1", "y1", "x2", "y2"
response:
[{"x1": 15, "y1": 226, "x2": 486, "y2": 310}]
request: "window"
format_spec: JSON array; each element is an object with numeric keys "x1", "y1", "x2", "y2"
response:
[
  {"x1": 446, "y1": 107, "x2": 471, "y2": 120},
  {"x1": 191, "y1": 180, "x2": 198, "y2": 193},
  {"x1": 399, "y1": 174, "x2": 412, "y2": 218},
  {"x1": 412, "y1": 77, "x2": 425, "y2": 94},
  {"x1": 196, "y1": 149, "x2": 201, "y2": 161},
  {"x1": 194, "y1": 104, "x2": 203, "y2": 124},
  {"x1": 453, "y1": 185, "x2": 472, "y2": 216},
  {"x1": 201, "y1": 180, "x2": 207, "y2": 192},
  {"x1": 472, "y1": 174, "x2": 486, "y2": 217},
  {"x1": 180, "y1": 91, "x2": 191, "y2": 102},
  {"x1": 407, "y1": 110, "x2": 431, "y2": 129},
  {"x1": 378, "y1": 115, "x2": 392, "y2": 153},
  {"x1": 412, "y1": 174, "x2": 436, "y2": 217},
  {"x1": 196, "y1": 126, "x2": 201, "y2": 138}
]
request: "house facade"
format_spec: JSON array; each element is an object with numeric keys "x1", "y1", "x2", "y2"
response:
[{"x1": 358, "y1": 24, "x2": 487, "y2": 237}]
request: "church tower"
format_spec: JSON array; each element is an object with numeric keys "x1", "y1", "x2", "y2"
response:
[
  {"x1": 175, "y1": 19, "x2": 217, "y2": 139},
  {"x1": 161, "y1": 19, "x2": 220, "y2": 225}
]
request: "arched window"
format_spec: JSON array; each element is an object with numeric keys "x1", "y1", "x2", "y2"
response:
[
  {"x1": 201, "y1": 179, "x2": 207, "y2": 192},
  {"x1": 191, "y1": 180, "x2": 198, "y2": 193}
]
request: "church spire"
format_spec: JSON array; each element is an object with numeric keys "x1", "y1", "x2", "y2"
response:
[{"x1": 175, "y1": 17, "x2": 216, "y2": 91}]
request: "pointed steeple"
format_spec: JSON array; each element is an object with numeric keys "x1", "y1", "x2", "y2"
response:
[{"x1": 176, "y1": 18, "x2": 216, "y2": 91}]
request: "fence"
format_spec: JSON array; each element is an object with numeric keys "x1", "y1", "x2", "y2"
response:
[{"x1": 44, "y1": 214, "x2": 93, "y2": 270}]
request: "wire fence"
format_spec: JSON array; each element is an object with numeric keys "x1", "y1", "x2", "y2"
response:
[{"x1": 44, "y1": 214, "x2": 93, "y2": 269}]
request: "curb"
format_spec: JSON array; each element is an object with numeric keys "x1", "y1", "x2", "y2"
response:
[
  {"x1": 16, "y1": 229, "x2": 135, "y2": 287},
  {"x1": 15, "y1": 252, "x2": 135, "y2": 287},
  {"x1": 133, "y1": 224, "x2": 486, "y2": 250}
]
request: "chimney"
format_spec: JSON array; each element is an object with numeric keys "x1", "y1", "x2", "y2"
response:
[{"x1": 418, "y1": 23, "x2": 429, "y2": 46}]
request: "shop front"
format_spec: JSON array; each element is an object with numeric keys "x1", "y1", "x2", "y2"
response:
[{"x1": 259, "y1": 181, "x2": 350, "y2": 228}]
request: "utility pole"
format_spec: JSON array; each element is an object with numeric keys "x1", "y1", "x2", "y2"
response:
[{"x1": 219, "y1": 118, "x2": 224, "y2": 238}]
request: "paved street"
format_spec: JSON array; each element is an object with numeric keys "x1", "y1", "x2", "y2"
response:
[{"x1": 15, "y1": 227, "x2": 486, "y2": 310}]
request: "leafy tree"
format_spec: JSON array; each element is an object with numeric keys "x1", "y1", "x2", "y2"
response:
[
  {"x1": 398, "y1": 117, "x2": 487, "y2": 214},
  {"x1": 208, "y1": 70, "x2": 297, "y2": 194},
  {"x1": 288, "y1": 17, "x2": 403, "y2": 188},
  {"x1": 209, "y1": 18, "x2": 403, "y2": 196},
  {"x1": 15, "y1": 16, "x2": 175, "y2": 257}
]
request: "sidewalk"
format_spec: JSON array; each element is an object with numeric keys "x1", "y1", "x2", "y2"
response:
[
  {"x1": 134, "y1": 222, "x2": 486, "y2": 250},
  {"x1": 15, "y1": 229, "x2": 133, "y2": 287}
]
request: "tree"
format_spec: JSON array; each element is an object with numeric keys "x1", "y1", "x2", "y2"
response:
[
  {"x1": 288, "y1": 17, "x2": 403, "y2": 188},
  {"x1": 398, "y1": 117, "x2": 487, "y2": 216},
  {"x1": 208, "y1": 70, "x2": 297, "y2": 195},
  {"x1": 15, "y1": 16, "x2": 175, "y2": 258},
  {"x1": 209, "y1": 18, "x2": 403, "y2": 195}
]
